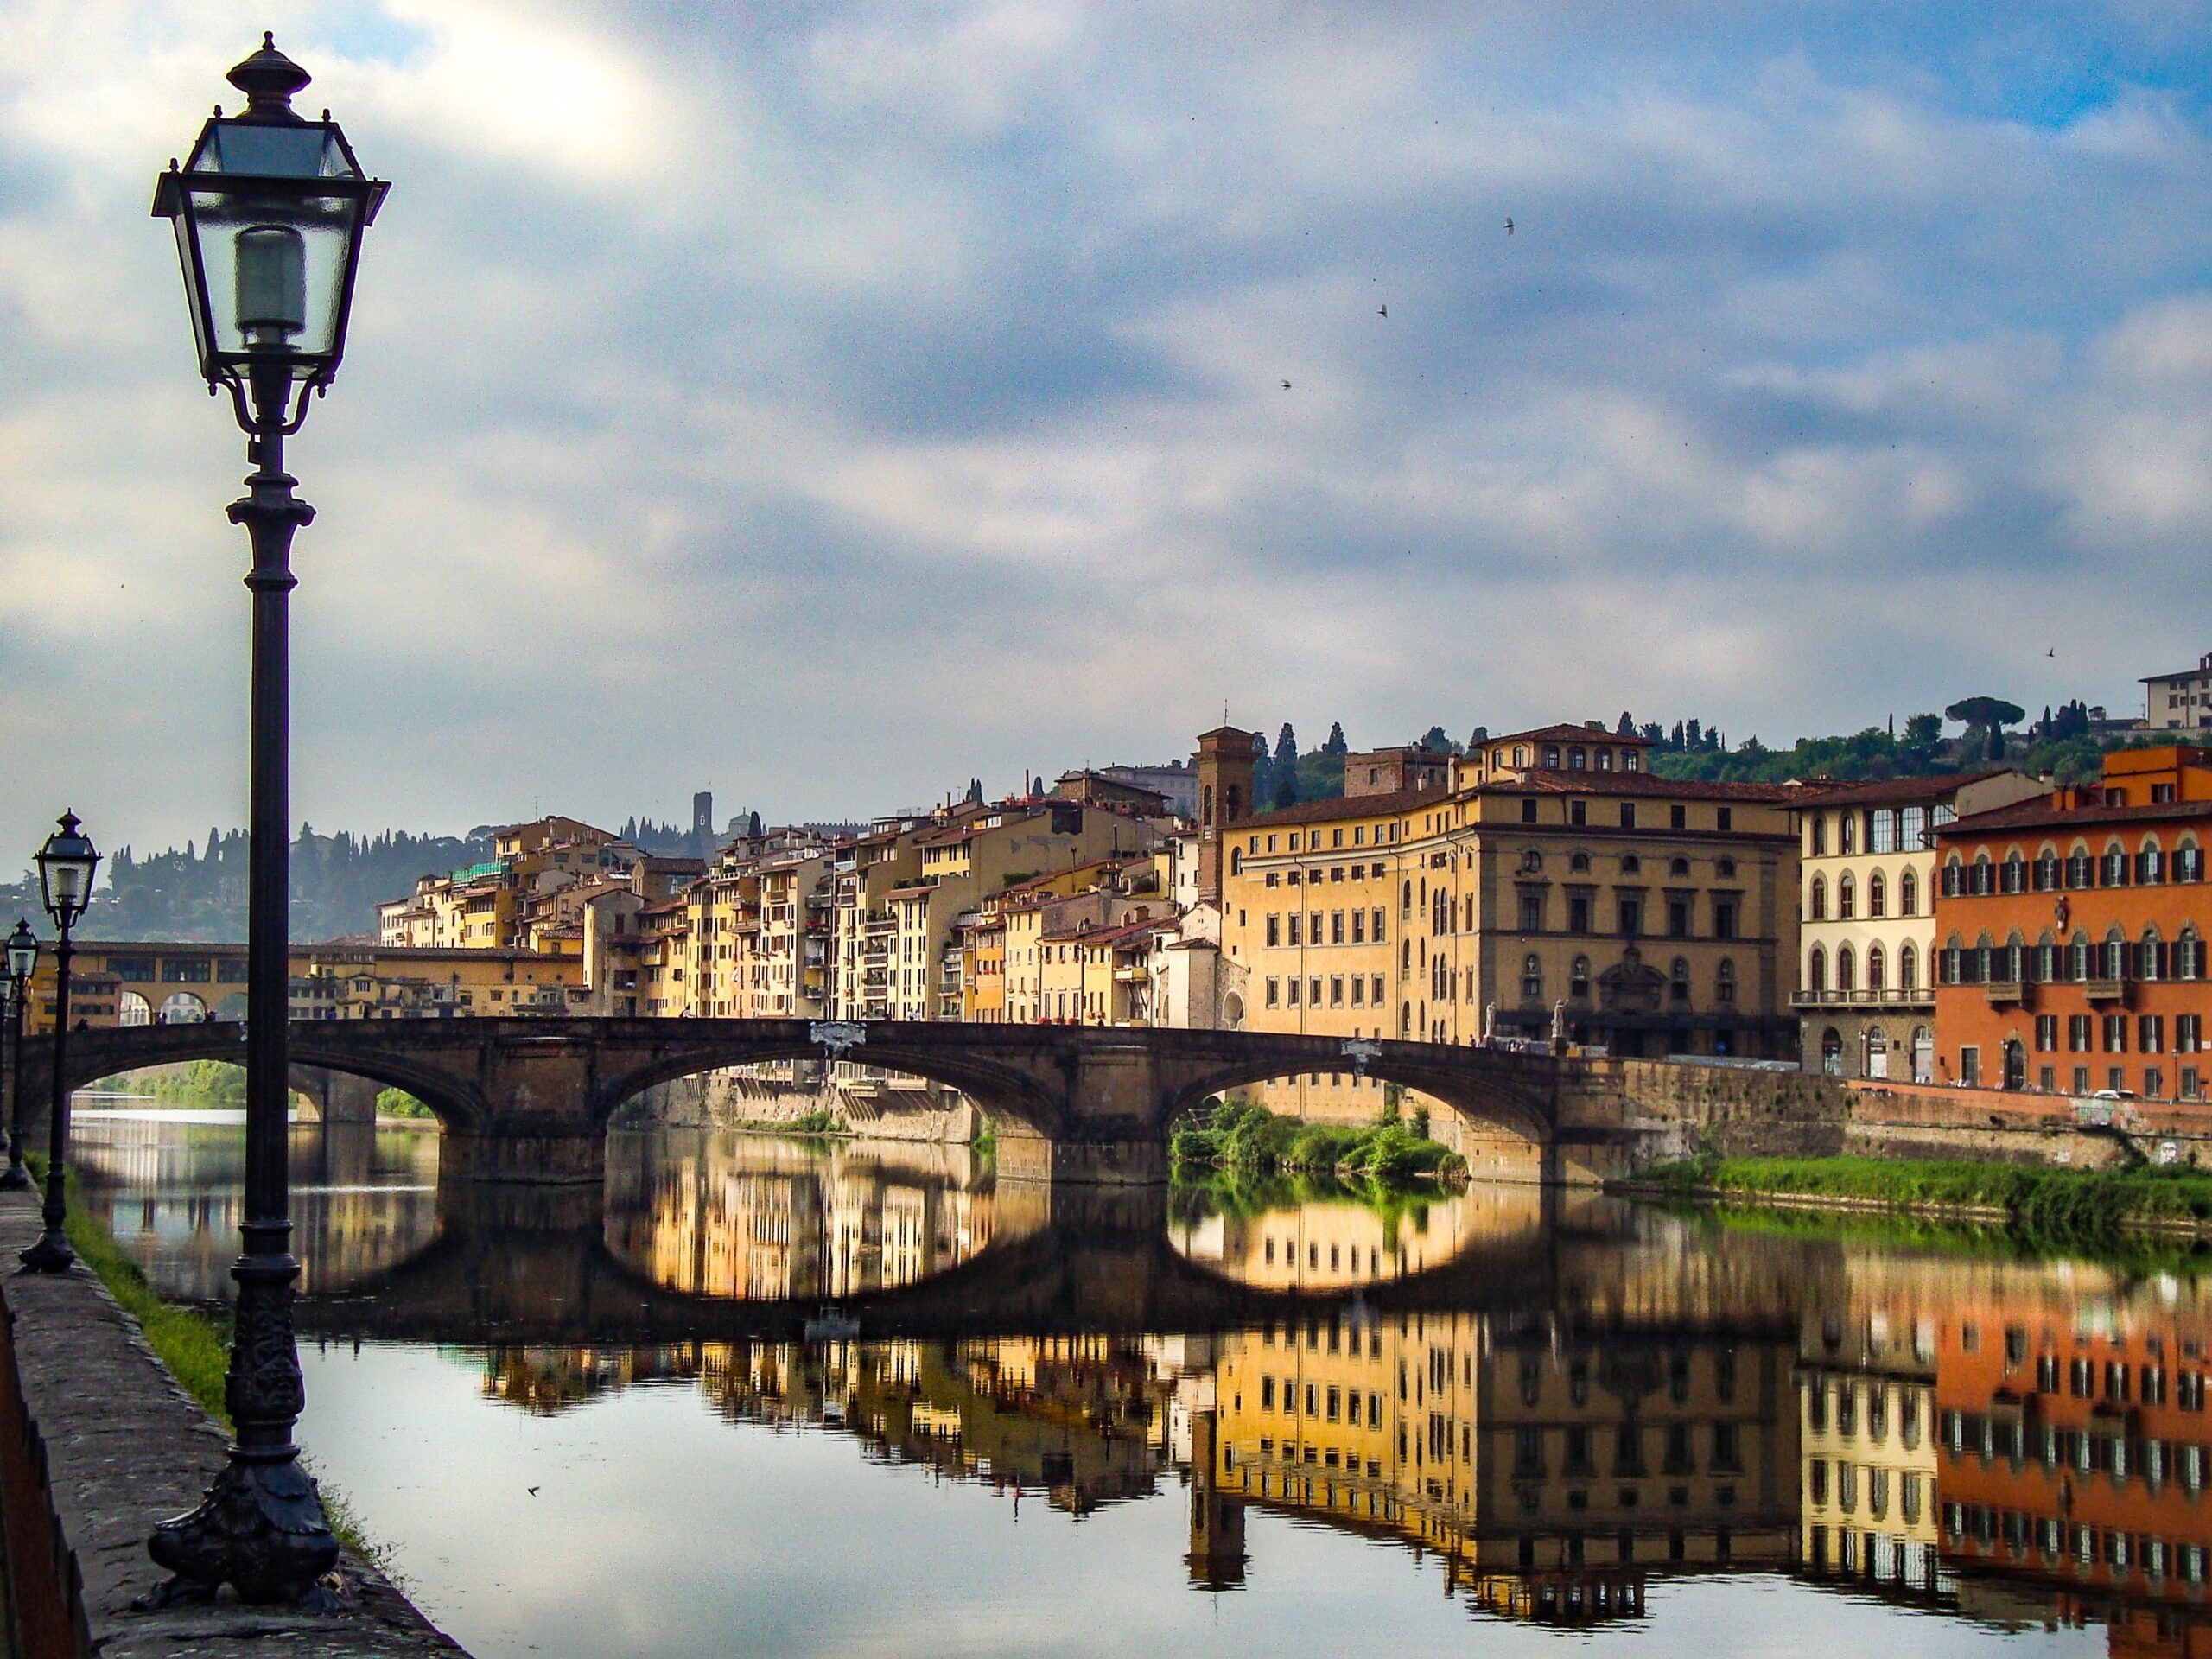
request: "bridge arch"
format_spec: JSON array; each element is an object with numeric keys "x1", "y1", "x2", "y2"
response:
[
  {"x1": 48, "y1": 1024, "x2": 491, "y2": 1135},
  {"x1": 1160, "y1": 1049, "x2": 1554, "y2": 1149},
  {"x1": 593, "y1": 1028, "x2": 1071, "y2": 1141}
]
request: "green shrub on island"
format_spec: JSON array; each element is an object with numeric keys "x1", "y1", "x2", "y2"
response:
[
  {"x1": 375, "y1": 1087, "x2": 435, "y2": 1120},
  {"x1": 1639, "y1": 1154, "x2": 2212, "y2": 1236},
  {"x1": 1172, "y1": 1097, "x2": 1465, "y2": 1182}
]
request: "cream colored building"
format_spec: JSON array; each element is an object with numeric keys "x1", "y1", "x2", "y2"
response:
[{"x1": 1794, "y1": 770, "x2": 2043, "y2": 1079}]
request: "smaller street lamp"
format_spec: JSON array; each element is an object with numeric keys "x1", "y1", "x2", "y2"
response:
[
  {"x1": 0, "y1": 918, "x2": 40, "y2": 1192},
  {"x1": 21, "y1": 813, "x2": 98, "y2": 1272}
]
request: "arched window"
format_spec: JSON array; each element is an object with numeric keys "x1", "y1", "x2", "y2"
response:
[
  {"x1": 1521, "y1": 954, "x2": 1543, "y2": 1001},
  {"x1": 1809, "y1": 876, "x2": 1827, "y2": 921},
  {"x1": 1670, "y1": 957, "x2": 1691, "y2": 1002},
  {"x1": 1869, "y1": 871, "x2": 1886, "y2": 918},
  {"x1": 1716, "y1": 958, "x2": 1737, "y2": 1003},
  {"x1": 1571, "y1": 956, "x2": 1591, "y2": 999},
  {"x1": 1899, "y1": 944, "x2": 1917, "y2": 993},
  {"x1": 1808, "y1": 946, "x2": 1827, "y2": 995},
  {"x1": 1900, "y1": 868, "x2": 1918, "y2": 916},
  {"x1": 1839, "y1": 874, "x2": 1856, "y2": 919},
  {"x1": 1867, "y1": 944, "x2": 1886, "y2": 993},
  {"x1": 1837, "y1": 944, "x2": 1856, "y2": 994},
  {"x1": 2102, "y1": 841, "x2": 2129, "y2": 888}
]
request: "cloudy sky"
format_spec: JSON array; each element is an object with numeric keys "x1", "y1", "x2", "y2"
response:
[{"x1": 2, "y1": 2, "x2": 2209, "y2": 860}]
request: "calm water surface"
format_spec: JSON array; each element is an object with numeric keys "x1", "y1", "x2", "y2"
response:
[{"x1": 70, "y1": 1110, "x2": 2192, "y2": 1659}]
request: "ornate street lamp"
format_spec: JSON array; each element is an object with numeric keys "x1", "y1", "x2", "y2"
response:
[
  {"x1": 21, "y1": 814, "x2": 98, "y2": 1271},
  {"x1": 146, "y1": 35, "x2": 387, "y2": 1607},
  {"x1": 0, "y1": 918, "x2": 40, "y2": 1192}
]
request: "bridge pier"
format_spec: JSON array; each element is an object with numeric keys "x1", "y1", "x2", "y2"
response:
[
  {"x1": 440, "y1": 1132, "x2": 606, "y2": 1185},
  {"x1": 995, "y1": 1129, "x2": 1167, "y2": 1185}
]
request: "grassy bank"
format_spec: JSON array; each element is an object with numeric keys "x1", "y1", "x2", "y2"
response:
[
  {"x1": 1630, "y1": 1154, "x2": 2212, "y2": 1236},
  {"x1": 22, "y1": 1159, "x2": 387, "y2": 1568},
  {"x1": 1171, "y1": 1098, "x2": 1467, "y2": 1183}
]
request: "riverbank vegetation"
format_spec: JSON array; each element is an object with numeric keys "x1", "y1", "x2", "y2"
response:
[
  {"x1": 1630, "y1": 1154, "x2": 2212, "y2": 1237},
  {"x1": 1170, "y1": 1097, "x2": 1466, "y2": 1183}
]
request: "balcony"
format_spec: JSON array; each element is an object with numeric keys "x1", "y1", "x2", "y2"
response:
[{"x1": 1789, "y1": 988, "x2": 1933, "y2": 1010}]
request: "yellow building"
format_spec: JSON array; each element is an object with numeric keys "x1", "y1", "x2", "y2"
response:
[{"x1": 1217, "y1": 720, "x2": 1810, "y2": 1128}]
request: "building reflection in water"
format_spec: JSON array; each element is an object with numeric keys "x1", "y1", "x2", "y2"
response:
[
  {"x1": 71, "y1": 1115, "x2": 442, "y2": 1299},
  {"x1": 76, "y1": 1110, "x2": 2212, "y2": 1649},
  {"x1": 602, "y1": 1130, "x2": 999, "y2": 1300}
]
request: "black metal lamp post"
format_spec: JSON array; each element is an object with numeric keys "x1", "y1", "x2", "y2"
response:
[
  {"x1": 0, "y1": 919, "x2": 40, "y2": 1192},
  {"x1": 21, "y1": 814, "x2": 98, "y2": 1272},
  {"x1": 146, "y1": 35, "x2": 386, "y2": 1608}
]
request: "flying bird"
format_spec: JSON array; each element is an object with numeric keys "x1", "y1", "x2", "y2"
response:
[{"x1": 1504, "y1": 217, "x2": 1515, "y2": 234}]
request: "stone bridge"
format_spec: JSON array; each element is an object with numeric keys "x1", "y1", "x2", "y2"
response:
[{"x1": 20, "y1": 1018, "x2": 1621, "y2": 1184}]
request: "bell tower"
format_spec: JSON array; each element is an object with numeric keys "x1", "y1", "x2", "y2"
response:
[{"x1": 1192, "y1": 726, "x2": 1256, "y2": 906}]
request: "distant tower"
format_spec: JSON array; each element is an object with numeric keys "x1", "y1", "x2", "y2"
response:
[
  {"x1": 1192, "y1": 725, "x2": 1256, "y2": 906},
  {"x1": 692, "y1": 791, "x2": 713, "y2": 842}
]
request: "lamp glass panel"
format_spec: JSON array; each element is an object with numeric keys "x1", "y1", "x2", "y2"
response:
[{"x1": 185, "y1": 183, "x2": 358, "y2": 369}]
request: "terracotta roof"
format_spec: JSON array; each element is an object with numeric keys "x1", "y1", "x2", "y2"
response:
[
  {"x1": 1940, "y1": 798, "x2": 2212, "y2": 836},
  {"x1": 1777, "y1": 769, "x2": 2021, "y2": 809},
  {"x1": 1232, "y1": 787, "x2": 1437, "y2": 830},
  {"x1": 1482, "y1": 723, "x2": 1658, "y2": 749}
]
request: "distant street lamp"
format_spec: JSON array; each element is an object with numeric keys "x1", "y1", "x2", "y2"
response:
[
  {"x1": 146, "y1": 35, "x2": 387, "y2": 1607},
  {"x1": 21, "y1": 813, "x2": 98, "y2": 1272},
  {"x1": 0, "y1": 918, "x2": 40, "y2": 1192}
]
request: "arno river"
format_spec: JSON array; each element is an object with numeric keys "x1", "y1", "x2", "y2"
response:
[{"x1": 68, "y1": 1110, "x2": 2207, "y2": 1659}]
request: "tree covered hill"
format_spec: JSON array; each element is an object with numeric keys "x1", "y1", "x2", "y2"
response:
[{"x1": 0, "y1": 825, "x2": 492, "y2": 944}]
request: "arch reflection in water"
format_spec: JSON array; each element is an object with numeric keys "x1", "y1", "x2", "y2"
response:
[
  {"x1": 1166, "y1": 1177, "x2": 1541, "y2": 1289},
  {"x1": 70, "y1": 1115, "x2": 441, "y2": 1299},
  {"x1": 601, "y1": 1129, "x2": 1007, "y2": 1300}
]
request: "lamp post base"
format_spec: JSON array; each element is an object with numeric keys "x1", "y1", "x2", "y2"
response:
[
  {"x1": 147, "y1": 1452, "x2": 341, "y2": 1607},
  {"x1": 18, "y1": 1230, "x2": 74, "y2": 1272}
]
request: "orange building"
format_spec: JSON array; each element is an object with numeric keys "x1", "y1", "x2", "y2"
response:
[
  {"x1": 1933, "y1": 1292, "x2": 2212, "y2": 1633},
  {"x1": 1931, "y1": 747, "x2": 2210, "y2": 1100}
]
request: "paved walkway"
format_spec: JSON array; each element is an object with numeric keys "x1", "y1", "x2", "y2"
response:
[{"x1": 0, "y1": 1189, "x2": 464, "y2": 1656}]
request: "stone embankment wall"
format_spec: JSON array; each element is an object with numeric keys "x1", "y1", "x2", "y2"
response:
[
  {"x1": 1583, "y1": 1059, "x2": 2194, "y2": 1178},
  {"x1": 624, "y1": 1071, "x2": 982, "y2": 1143},
  {"x1": 0, "y1": 1191, "x2": 464, "y2": 1657}
]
